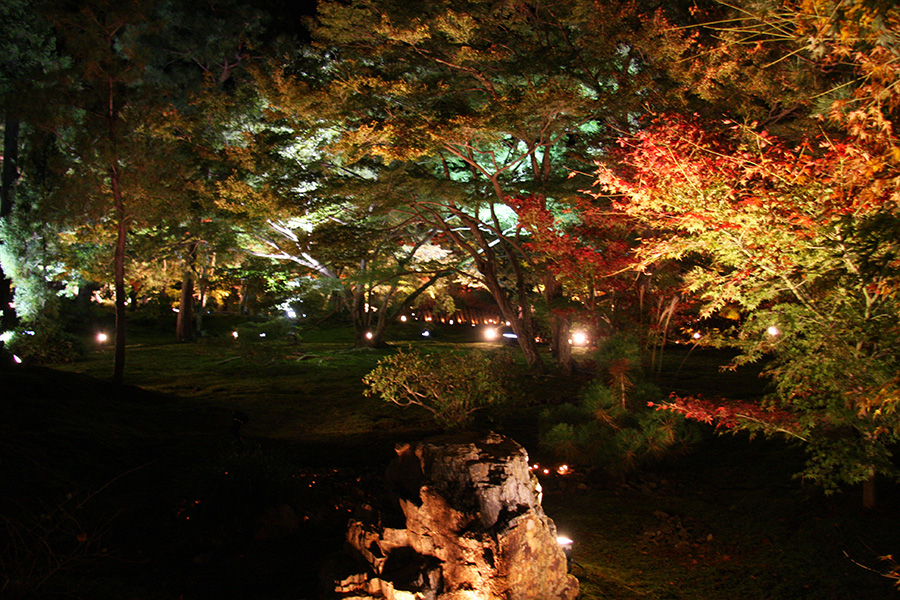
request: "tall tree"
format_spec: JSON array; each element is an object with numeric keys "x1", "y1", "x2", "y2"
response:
[
  {"x1": 0, "y1": 0, "x2": 59, "y2": 335},
  {"x1": 594, "y1": 120, "x2": 900, "y2": 507},
  {"x1": 615, "y1": 0, "x2": 900, "y2": 507},
  {"x1": 46, "y1": 0, "x2": 158, "y2": 383},
  {"x1": 305, "y1": 0, "x2": 659, "y2": 370}
]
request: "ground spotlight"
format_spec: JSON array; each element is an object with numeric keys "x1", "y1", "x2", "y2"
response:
[{"x1": 556, "y1": 536, "x2": 574, "y2": 571}]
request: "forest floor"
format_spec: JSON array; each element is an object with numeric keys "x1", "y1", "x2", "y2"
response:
[{"x1": 2, "y1": 319, "x2": 900, "y2": 599}]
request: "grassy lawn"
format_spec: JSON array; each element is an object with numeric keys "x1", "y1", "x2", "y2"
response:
[{"x1": 2, "y1": 320, "x2": 899, "y2": 599}]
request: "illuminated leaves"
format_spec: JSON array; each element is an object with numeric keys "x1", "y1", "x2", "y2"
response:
[{"x1": 595, "y1": 112, "x2": 900, "y2": 493}]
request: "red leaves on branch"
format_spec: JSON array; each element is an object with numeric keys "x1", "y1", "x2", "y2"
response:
[
  {"x1": 650, "y1": 395, "x2": 802, "y2": 437},
  {"x1": 592, "y1": 114, "x2": 896, "y2": 233},
  {"x1": 512, "y1": 193, "x2": 636, "y2": 286}
]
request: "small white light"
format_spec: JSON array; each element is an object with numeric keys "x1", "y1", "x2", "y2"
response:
[
  {"x1": 484, "y1": 327, "x2": 498, "y2": 340},
  {"x1": 232, "y1": 331, "x2": 239, "y2": 339},
  {"x1": 421, "y1": 330, "x2": 431, "y2": 337},
  {"x1": 767, "y1": 326, "x2": 780, "y2": 336},
  {"x1": 24, "y1": 330, "x2": 35, "y2": 336},
  {"x1": 400, "y1": 315, "x2": 407, "y2": 322},
  {"x1": 571, "y1": 331, "x2": 587, "y2": 345},
  {"x1": 365, "y1": 331, "x2": 373, "y2": 340},
  {"x1": 286, "y1": 308, "x2": 297, "y2": 318},
  {"x1": 259, "y1": 332, "x2": 266, "y2": 338},
  {"x1": 96, "y1": 332, "x2": 108, "y2": 343},
  {"x1": 692, "y1": 332, "x2": 702, "y2": 340},
  {"x1": 557, "y1": 535, "x2": 574, "y2": 568},
  {"x1": 13, "y1": 354, "x2": 23, "y2": 364}
]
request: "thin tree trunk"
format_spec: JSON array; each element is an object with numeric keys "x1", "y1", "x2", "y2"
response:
[
  {"x1": 0, "y1": 115, "x2": 20, "y2": 332},
  {"x1": 111, "y1": 163, "x2": 127, "y2": 385},
  {"x1": 544, "y1": 272, "x2": 573, "y2": 375},
  {"x1": 176, "y1": 241, "x2": 197, "y2": 342},
  {"x1": 481, "y1": 268, "x2": 543, "y2": 370},
  {"x1": 863, "y1": 469, "x2": 876, "y2": 510}
]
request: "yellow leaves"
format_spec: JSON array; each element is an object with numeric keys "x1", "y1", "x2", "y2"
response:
[
  {"x1": 891, "y1": 146, "x2": 900, "y2": 163},
  {"x1": 374, "y1": 13, "x2": 431, "y2": 45},
  {"x1": 856, "y1": 380, "x2": 900, "y2": 437},
  {"x1": 435, "y1": 11, "x2": 478, "y2": 44},
  {"x1": 214, "y1": 179, "x2": 278, "y2": 216}
]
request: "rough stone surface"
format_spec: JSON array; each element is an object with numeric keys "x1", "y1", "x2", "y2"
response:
[{"x1": 333, "y1": 432, "x2": 579, "y2": 600}]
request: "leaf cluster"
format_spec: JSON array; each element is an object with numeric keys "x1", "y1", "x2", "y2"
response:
[{"x1": 362, "y1": 348, "x2": 518, "y2": 430}]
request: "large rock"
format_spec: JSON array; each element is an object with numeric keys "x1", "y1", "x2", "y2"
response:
[{"x1": 333, "y1": 432, "x2": 578, "y2": 600}]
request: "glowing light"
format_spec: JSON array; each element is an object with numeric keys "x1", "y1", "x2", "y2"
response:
[
  {"x1": 421, "y1": 330, "x2": 431, "y2": 338},
  {"x1": 13, "y1": 354, "x2": 23, "y2": 364},
  {"x1": 0, "y1": 331, "x2": 13, "y2": 344},
  {"x1": 767, "y1": 326, "x2": 780, "y2": 336},
  {"x1": 24, "y1": 330, "x2": 35, "y2": 336},
  {"x1": 231, "y1": 331, "x2": 239, "y2": 339},
  {"x1": 286, "y1": 308, "x2": 297, "y2": 318},
  {"x1": 449, "y1": 319, "x2": 454, "y2": 325},
  {"x1": 365, "y1": 331, "x2": 373, "y2": 340},
  {"x1": 692, "y1": 331, "x2": 702, "y2": 340},
  {"x1": 484, "y1": 327, "x2": 498, "y2": 341},
  {"x1": 543, "y1": 468, "x2": 550, "y2": 475},
  {"x1": 259, "y1": 332, "x2": 266, "y2": 338},
  {"x1": 557, "y1": 464, "x2": 570, "y2": 475},
  {"x1": 571, "y1": 331, "x2": 588, "y2": 345},
  {"x1": 400, "y1": 315, "x2": 407, "y2": 322},
  {"x1": 557, "y1": 535, "x2": 574, "y2": 569},
  {"x1": 96, "y1": 332, "x2": 108, "y2": 343}
]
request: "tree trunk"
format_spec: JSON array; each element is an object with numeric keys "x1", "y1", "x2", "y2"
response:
[
  {"x1": 348, "y1": 279, "x2": 372, "y2": 347},
  {"x1": 543, "y1": 272, "x2": 573, "y2": 375},
  {"x1": 111, "y1": 163, "x2": 127, "y2": 385},
  {"x1": 0, "y1": 114, "x2": 20, "y2": 333},
  {"x1": 196, "y1": 251, "x2": 211, "y2": 334},
  {"x1": 176, "y1": 241, "x2": 197, "y2": 342},
  {"x1": 863, "y1": 469, "x2": 876, "y2": 510},
  {"x1": 481, "y1": 269, "x2": 543, "y2": 370},
  {"x1": 239, "y1": 278, "x2": 251, "y2": 314}
]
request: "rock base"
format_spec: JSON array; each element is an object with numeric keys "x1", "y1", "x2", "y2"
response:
[{"x1": 331, "y1": 432, "x2": 579, "y2": 600}]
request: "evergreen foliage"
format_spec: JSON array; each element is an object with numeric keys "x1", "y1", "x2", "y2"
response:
[{"x1": 541, "y1": 334, "x2": 698, "y2": 474}]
